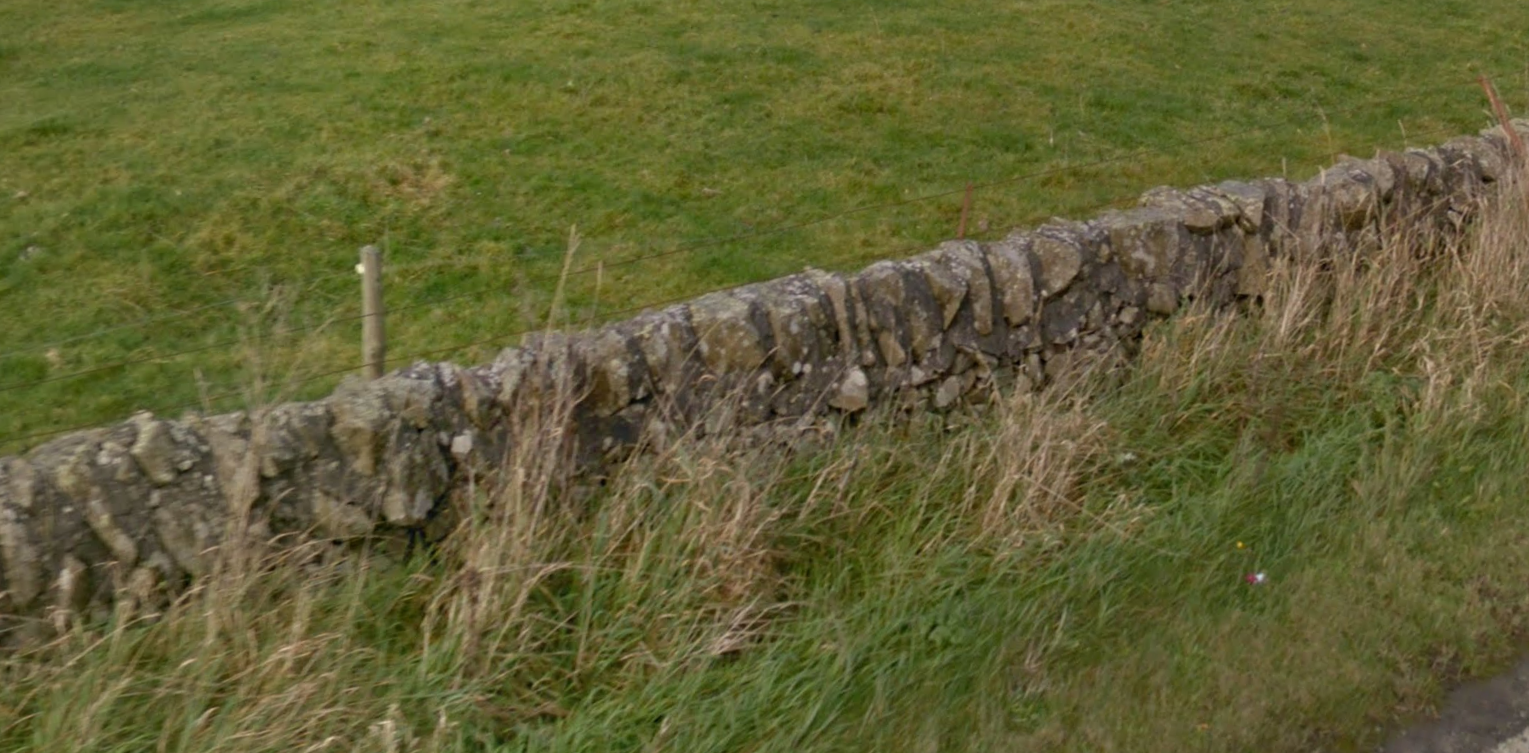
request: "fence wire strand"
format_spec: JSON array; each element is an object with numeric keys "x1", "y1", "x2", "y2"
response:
[{"x1": 0, "y1": 79, "x2": 1515, "y2": 450}]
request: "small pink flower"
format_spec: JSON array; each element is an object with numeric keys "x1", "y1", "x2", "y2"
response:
[{"x1": 1244, "y1": 572, "x2": 1267, "y2": 585}]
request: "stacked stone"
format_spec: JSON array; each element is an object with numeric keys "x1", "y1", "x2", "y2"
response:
[{"x1": 1, "y1": 121, "x2": 1524, "y2": 641}]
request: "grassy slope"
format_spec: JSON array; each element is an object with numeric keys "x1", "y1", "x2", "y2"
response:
[
  {"x1": 4, "y1": 178, "x2": 1528, "y2": 752},
  {"x1": 1, "y1": 0, "x2": 1527, "y2": 448}
]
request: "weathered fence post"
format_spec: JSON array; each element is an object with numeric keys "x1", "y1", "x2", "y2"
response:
[{"x1": 359, "y1": 244, "x2": 385, "y2": 380}]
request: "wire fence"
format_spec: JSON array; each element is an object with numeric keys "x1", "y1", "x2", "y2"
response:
[{"x1": 0, "y1": 71, "x2": 1519, "y2": 452}]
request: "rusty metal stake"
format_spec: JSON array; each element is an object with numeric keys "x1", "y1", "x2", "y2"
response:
[
  {"x1": 957, "y1": 182, "x2": 974, "y2": 239},
  {"x1": 1479, "y1": 75, "x2": 1526, "y2": 163}
]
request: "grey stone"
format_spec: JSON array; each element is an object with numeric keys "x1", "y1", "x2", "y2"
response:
[
  {"x1": 129, "y1": 415, "x2": 180, "y2": 486},
  {"x1": 1140, "y1": 186, "x2": 1233, "y2": 234},
  {"x1": 1100, "y1": 207, "x2": 1185, "y2": 281},
  {"x1": 0, "y1": 503, "x2": 42, "y2": 609},
  {"x1": 1030, "y1": 232, "x2": 1083, "y2": 297},
  {"x1": 83, "y1": 492, "x2": 138, "y2": 567},
  {"x1": 1215, "y1": 181, "x2": 1269, "y2": 232},
  {"x1": 934, "y1": 376, "x2": 964, "y2": 409},
  {"x1": 581, "y1": 327, "x2": 643, "y2": 418},
  {"x1": 759, "y1": 274, "x2": 834, "y2": 379},
  {"x1": 1311, "y1": 161, "x2": 1382, "y2": 231},
  {"x1": 1146, "y1": 283, "x2": 1179, "y2": 315},
  {"x1": 804, "y1": 268, "x2": 861, "y2": 361},
  {"x1": 1447, "y1": 134, "x2": 1510, "y2": 183},
  {"x1": 152, "y1": 494, "x2": 219, "y2": 577},
  {"x1": 855, "y1": 261, "x2": 911, "y2": 368},
  {"x1": 313, "y1": 491, "x2": 374, "y2": 540},
  {"x1": 449, "y1": 432, "x2": 473, "y2": 459},
  {"x1": 1237, "y1": 235, "x2": 1270, "y2": 297},
  {"x1": 982, "y1": 236, "x2": 1037, "y2": 326},
  {"x1": 908, "y1": 247, "x2": 969, "y2": 330},
  {"x1": 830, "y1": 368, "x2": 870, "y2": 413},
  {"x1": 54, "y1": 554, "x2": 89, "y2": 624},
  {"x1": 689, "y1": 289, "x2": 769, "y2": 374},
  {"x1": 626, "y1": 306, "x2": 696, "y2": 398},
  {"x1": 928, "y1": 241, "x2": 995, "y2": 335}
]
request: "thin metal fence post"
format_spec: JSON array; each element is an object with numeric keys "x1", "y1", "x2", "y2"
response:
[{"x1": 359, "y1": 245, "x2": 386, "y2": 380}]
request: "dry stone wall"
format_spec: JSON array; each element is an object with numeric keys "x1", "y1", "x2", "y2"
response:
[{"x1": 2, "y1": 122, "x2": 1526, "y2": 641}]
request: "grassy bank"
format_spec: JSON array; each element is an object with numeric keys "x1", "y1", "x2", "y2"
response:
[
  {"x1": 3, "y1": 0, "x2": 1528, "y2": 449},
  {"x1": 4, "y1": 171, "x2": 1528, "y2": 750}
]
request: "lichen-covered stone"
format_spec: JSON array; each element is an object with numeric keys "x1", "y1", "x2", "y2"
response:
[
  {"x1": 1237, "y1": 235, "x2": 1270, "y2": 297},
  {"x1": 1100, "y1": 207, "x2": 1185, "y2": 282},
  {"x1": 689, "y1": 289, "x2": 770, "y2": 374},
  {"x1": 758, "y1": 274, "x2": 835, "y2": 379},
  {"x1": 1214, "y1": 181, "x2": 1269, "y2": 233},
  {"x1": 1310, "y1": 161, "x2": 1383, "y2": 231},
  {"x1": 981, "y1": 236, "x2": 1037, "y2": 326},
  {"x1": 908, "y1": 247, "x2": 969, "y2": 330},
  {"x1": 84, "y1": 492, "x2": 138, "y2": 567},
  {"x1": 581, "y1": 327, "x2": 645, "y2": 418},
  {"x1": 927, "y1": 241, "x2": 995, "y2": 335},
  {"x1": 1445, "y1": 134, "x2": 1510, "y2": 183},
  {"x1": 1030, "y1": 231, "x2": 1083, "y2": 297},
  {"x1": 257, "y1": 402, "x2": 331, "y2": 478},
  {"x1": 855, "y1": 261, "x2": 911, "y2": 368},
  {"x1": 829, "y1": 368, "x2": 870, "y2": 413},
  {"x1": 129, "y1": 415, "x2": 181, "y2": 486},
  {"x1": 1140, "y1": 185, "x2": 1236, "y2": 234},
  {"x1": 151, "y1": 490, "x2": 222, "y2": 577},
  {"x1": 313, "y1": 490, "x2": 374, "y2": 540},
  {"x1": 0, "y1": 501, "x2": 42, "y2": 609}
]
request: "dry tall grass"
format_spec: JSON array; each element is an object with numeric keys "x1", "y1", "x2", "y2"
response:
[{"x1": 3, "y1": 169, "x2": 1529, "y2": 752}]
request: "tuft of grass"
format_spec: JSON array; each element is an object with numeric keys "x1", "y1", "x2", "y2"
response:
[
  {"x1": 3, "y1": 0, "x2": 1529, "y2": 448},
  {"x1": 4, "y1": 168, "x2": 1529, "y2": 751}
]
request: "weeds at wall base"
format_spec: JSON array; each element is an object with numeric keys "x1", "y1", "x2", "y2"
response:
[{"x1": 3, "y1": 176, "x2": 1529, "y2": 753}]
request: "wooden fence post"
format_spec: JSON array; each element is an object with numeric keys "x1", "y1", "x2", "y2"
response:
[{"x1": 359, "y1": 245, "x2": 385, "y2": 380}]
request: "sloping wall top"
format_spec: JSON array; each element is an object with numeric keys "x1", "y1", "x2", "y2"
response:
[{"x1": 1, "y1": 121, "x2": 1525, "y2": 642}]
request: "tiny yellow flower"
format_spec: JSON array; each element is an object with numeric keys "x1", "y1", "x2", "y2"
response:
[{"x1": 1236, "y1": 541, "x2": 1245, "y2": 549}]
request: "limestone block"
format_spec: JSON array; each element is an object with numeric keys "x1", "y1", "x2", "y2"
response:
[
  {"x1": 854, "y1": 261, "x2": 911, "y2": 368},
  {"x1": 0, "y1": 498, "x2": 42, "y2": 609},
  {"x1": 580, "y1": 326, "x2": 646, "y2": 418},
  {"x1": 1030, "y1": 230, "x2": 1084, "y2": 297},
  {"x1": 688, "y1": 288, "x2": 770, "y2": 375},
  {"x1": 757, "y1": 274, "x2": 836, "y2": 380},
  {"x1": 313, "y1": 490, "x2": 374, "y2": 540},
  {"x1": 981, "y1": 236, "x2": 1038, "y2": 326},
  {"x1": 1140, "y1": 185, "x2": 1238, "y2": 234},
  {"x1": 1213, "y1": 181, "x2": 1270, "y2": 233},
  {"x1": 129, "y1": 415, "x2": 181, "y2": 486},
  {"x1": 257, "y1": 402, "x2": 332, "y2": 478},
  {"x1": 1309, "y1": 161, "x2": 1382, "y2": 231},
  {"x1": 829, "y1": 367, "x2": 870, "y2": 413},
  {"x1": 1447, "y1": 134, "x2": 1511, "y2": 183},
  {"x1": 907, "y1": 246, "x2": 970, "y2": 330},
  {"x1": 625, "y1": 305, "x2": 698, "y2": 399},
  {"x1": 1099, "y1": 207, "x2": 1186, "y2": 282},
  {"x1": 925, "y1": 240, "x2": 995, "y2": 335}
]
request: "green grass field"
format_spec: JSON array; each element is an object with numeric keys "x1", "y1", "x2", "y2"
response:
[
  {"x1": 2, "y1": 0, "x2": 1527, "y2": 449},
  {"x1": 5, "y1": 172, "x2": 1528, "y2": 753}
]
